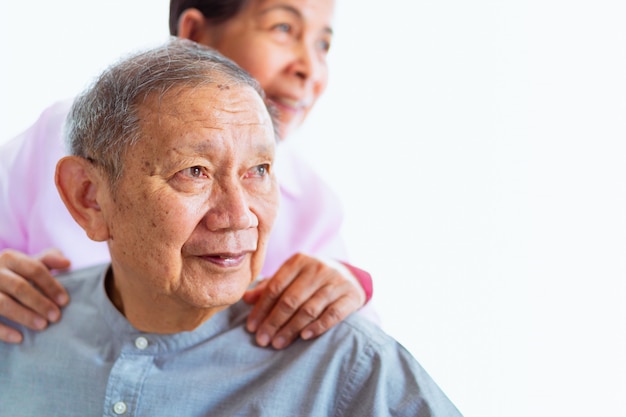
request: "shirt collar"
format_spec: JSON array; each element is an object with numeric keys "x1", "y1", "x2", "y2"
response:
[{"x1": 93, "y1": 264, "x2": 252, "y2": 354}]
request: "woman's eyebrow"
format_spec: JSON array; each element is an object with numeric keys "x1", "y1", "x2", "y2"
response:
[{"x1": 257, "y1": 4, "x2": 334, "y2": 36}]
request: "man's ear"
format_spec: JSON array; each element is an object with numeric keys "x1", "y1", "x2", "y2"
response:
[
  {"x1": 177, "y1": 8, "x2": 212, "y2": 44},
  {"x1": 55, "y1": 156, "x2": 110, "y2": 242}
]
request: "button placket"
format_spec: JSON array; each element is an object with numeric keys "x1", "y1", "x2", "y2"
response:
[{"x1": 106, "y1": 340, "x2": 154, "y2": 417}]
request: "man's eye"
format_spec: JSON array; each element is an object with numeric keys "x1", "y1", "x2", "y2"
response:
[
  {"x1": 181, "y1": 166, "x2": 206, "y2": 178},
  {"x1": 247, "y1": 164, "x2": 270, "y2": 178}
]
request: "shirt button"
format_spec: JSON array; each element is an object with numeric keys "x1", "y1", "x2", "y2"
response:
[
  {"x1": 113, "y1": 401, "x2": 127, "y2": 414},
  {"x1": 135, "y1": 336, "x2": 149, "y2": 350}
]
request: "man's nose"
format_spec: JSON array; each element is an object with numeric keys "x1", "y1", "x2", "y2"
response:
[{"x1": 203, "y1": 183, "x2": 258, "y2": 231}]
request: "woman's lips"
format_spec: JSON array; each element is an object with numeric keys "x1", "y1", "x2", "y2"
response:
[{"x1": 269, "y1": 96, "x2": 311, "y2": 113}]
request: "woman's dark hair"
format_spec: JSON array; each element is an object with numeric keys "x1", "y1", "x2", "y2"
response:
[{"x1": 169, "y1": 0, "x2": 248, "y2": 35}]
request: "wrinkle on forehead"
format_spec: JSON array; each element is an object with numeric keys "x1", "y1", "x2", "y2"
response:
[
  {"x1": 136, "y1": 84, "x2": 275, "y2": 158},
  {"x1": 165, "y1": 140, "x2": 230, "y2": 154},
  {"x1": 167, "y1": 134, "x2": 275, "y2": 156},
  {"x1": 145, "y1": 85, "x2": 268, "y2": 124}
]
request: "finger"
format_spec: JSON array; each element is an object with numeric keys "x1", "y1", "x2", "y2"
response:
[
  {"x1": 242, "y1": 279, "x2": 269, "y2": 305},
  {"x1": 268, "y1": 291, "x2": 329, "y2": 349},
  {"x1": 270, "y1": 281, "x2": 359, "y2": 349},
  {"x1": 0, "y1": 249, "x2": 68, "y2": 309},
  {"x1": 0, "y1": 322, "x2": 24, "y2": 344},
  {"x1": 0, "y1": 260, "x2": 63, "y2": 323},
  {"x1": 37, "y1": 248, "x2": 71, "y2": 271},
  {"x1": 0, "y1": 292, "x2": 48, "y2": 332},
  {"x1": 34, "y1": 249, "x2": 71, "y2": 306},
  {"x1": 299, "y1": 294, "x2": 361, "y2": 341},
  {"x1": 253, "y1": 274, "x2": 320, "y2": 347},
  {"x1": 246, "y1": 263, "x2": 311, "y2": 334}
]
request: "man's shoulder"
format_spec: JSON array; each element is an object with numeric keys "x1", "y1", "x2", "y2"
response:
[
  {"x1": 55, "y1": 263, "x2": 109, "y2": 295},
  {"x1": 224, "y1": 300, "x2": 405, "y2": 360},
  {"x1": 0, "y1": 264, "x2": 110, "y2": 355},
  {"x1": 327, "y1": 312, "x2": 410, "y2": 360},
  {"x1": 340, "y1": 312, "x2": 393, "y2": 342},
  {"x1": 320, "y1": 314, "x2": 463, "y2": 416}
]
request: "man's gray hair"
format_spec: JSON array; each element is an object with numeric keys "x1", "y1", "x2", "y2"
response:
[{"x1": 65, "y1": 37, "x2": 276, "y2": 188}]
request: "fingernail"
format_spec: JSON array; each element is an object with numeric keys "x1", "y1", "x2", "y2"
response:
[
  {"x1": 301, "y1": 330, "x2": 313, "y2": 340},
  {"x1": 272, "y1": 337, "x2": 286, "y2": 349},
  {"x1": 7, "y1": 332, "x2": 22, "y2": 343},
  {"x1": 48, "y1": 309, "x2": 60, "y2": 322},
  {"x1": 56, "y1": 294, "x2": 69, "y2": 306},
  {"x1": 33, "y1": 317, "x2": 47, "y2": 330},
  {"x1": 247, "y1": 319, "x2": 258, "y2": 332},
  {"x1": 257, "y1": 333, "x2": 270, "y2": 347}
]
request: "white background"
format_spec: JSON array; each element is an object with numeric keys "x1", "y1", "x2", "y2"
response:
[{"x1": 1, "y1": 1, "x2": 625, "y2": 416}]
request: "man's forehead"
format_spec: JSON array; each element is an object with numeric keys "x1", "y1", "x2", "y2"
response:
[
  {"x1": 140, "y1": 84, "x2": 270, "y2": 126},
  {"x1": 178, "y1": 138, "x2": 275, "y2": 158},
  {"x1": 135, "y1": 111, "x2": 274, "y2": 160}
]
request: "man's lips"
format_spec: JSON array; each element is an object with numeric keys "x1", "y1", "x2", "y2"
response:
[{"x1": 199, "y1": 252, "x2": 249, "y2": 268}]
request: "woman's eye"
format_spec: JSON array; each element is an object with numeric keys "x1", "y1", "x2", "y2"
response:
[
  {"x1": 272, "y1": 23, "x2": 292, "y2": 33},
  {"x1": 318, "y1": 38, "x2": 331, "y2": 53}
]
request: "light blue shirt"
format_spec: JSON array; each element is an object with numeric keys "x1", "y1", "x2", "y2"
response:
[{"x1": 0, "y1": 264, "x2": 462, "y2": 416}]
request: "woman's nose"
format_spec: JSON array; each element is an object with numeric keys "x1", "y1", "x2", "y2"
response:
[{"x1": 289, "y1": 40, "x2": 325, "y2": 84}]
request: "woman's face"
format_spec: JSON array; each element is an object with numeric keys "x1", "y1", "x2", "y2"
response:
[{"x1": 201, "y1": 0, "x2": 335, "y2": 139}]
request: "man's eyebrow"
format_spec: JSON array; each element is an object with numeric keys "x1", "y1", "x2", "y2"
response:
[
  {"x1": 257, "y1": 4, "x2": 333, "y2": 36},
  {"x1": 253, "y1": 142, "x2": 275, "y2": 157},
  {"x1": 187, "y1": 140, "x2": 218, "y2": 154}
]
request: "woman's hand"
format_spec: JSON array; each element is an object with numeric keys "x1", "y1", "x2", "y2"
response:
[
  {"x1": 0, "y1": 248, "x2": 70, "y2": 343},
  {"x1": 243, "y1": 253, "x2": 367, "y2": 349}
]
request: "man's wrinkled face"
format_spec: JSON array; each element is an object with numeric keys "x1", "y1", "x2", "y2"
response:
[{"x1": 100, "y1": 83, "x2": 279, "y2": 316}]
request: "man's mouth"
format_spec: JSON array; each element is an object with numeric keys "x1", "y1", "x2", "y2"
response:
[{"x1": 201, "y1": 253, "x2": 248, "y2": 268}]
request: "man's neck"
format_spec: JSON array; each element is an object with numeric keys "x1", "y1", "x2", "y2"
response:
[{"x1": 104, "y1": 266, "x2": 225, "y2": 334}]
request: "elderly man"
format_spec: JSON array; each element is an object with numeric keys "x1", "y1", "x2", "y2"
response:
[{"x1": 0, "y1": 38, "x2": 462, "y2": 416}]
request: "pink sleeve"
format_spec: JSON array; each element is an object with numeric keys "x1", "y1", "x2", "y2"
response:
[
  {"x1": 340, "y1": 261, "x2": 374, "y2": 303},
  {"x1": 0, "y1": 102, "x2": 71, "y2": 253},
  {"x1": 0, "y1": 100, "x2": 110, "y2": 270}
]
